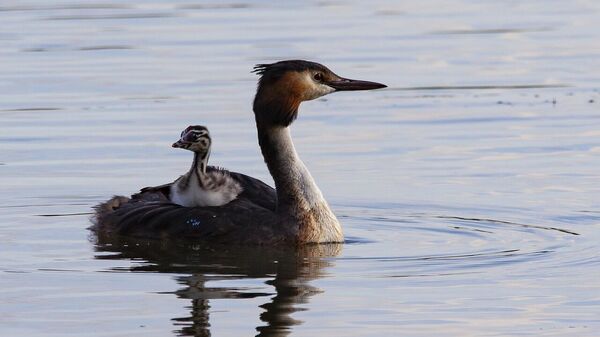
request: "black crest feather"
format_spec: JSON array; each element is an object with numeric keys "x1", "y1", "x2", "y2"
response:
[{"x1": 252, "y1": 60, "x2": 329, "y2": 79}]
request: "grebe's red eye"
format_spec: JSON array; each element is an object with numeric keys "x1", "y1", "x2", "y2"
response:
[{"x1": 313, "y1": 73, "x2": 323, "y2": 82}]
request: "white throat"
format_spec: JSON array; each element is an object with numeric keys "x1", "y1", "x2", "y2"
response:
[{"x1": 258, "y1": 125, "x2": 343, "y2": 243}]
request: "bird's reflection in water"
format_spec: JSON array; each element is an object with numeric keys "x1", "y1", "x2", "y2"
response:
[{"x1": 93, "y1": 233, "x2": 342, "y2": 337}]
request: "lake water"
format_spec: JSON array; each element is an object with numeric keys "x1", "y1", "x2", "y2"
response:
[{"x1": 1, "y1": 1, "x2": 599, "y2": 336}]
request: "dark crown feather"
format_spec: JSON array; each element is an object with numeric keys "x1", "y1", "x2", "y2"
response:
[{"x1": 252, "y1": 60, "x2": 329, "y2": 78}]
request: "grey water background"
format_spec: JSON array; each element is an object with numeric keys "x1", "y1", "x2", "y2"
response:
[{"x1": 1, "y1": 1, "x2": 599, "y2": 336}]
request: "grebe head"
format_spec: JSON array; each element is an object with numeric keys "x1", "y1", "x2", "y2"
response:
[
  {"x1": 253, "y1": 60, "x2": 386, "y2": 126},
  {"x1": 172, "y1": 125, "x2": 211, "y2": 153}
]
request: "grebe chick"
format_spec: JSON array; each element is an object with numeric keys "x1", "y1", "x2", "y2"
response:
[{"x1": 169, "y1": 125, "x2": 242, "y2": 207}]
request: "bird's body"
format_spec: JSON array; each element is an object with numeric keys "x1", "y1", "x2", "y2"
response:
[
  {"x1": 92, "y1": 60, "x2": 386, "y2": 245},
  {"x1": 170, "y1": 169, "x2": 241, "y2": 208}
]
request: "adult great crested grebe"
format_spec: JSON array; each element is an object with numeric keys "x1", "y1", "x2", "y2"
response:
[{"x1": 92, "y1": 60, "x2": 386, "y2": 245}]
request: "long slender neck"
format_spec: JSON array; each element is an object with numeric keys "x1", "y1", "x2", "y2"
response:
[
  {"x1": 183, "y1": 152, "x2": 209, "y2": 188},
  {"x1": 254, "y1": 105, "x2": 343, "y2": 243},
  {"x1": 257, "y1": 125, "x2": 320, "y2": 210}
]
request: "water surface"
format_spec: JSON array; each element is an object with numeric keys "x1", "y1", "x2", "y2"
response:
[{"x1": 1, "y1": 1, "x2": 599, "y2": 336}]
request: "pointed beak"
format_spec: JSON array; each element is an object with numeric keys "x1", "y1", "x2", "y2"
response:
[
  {"x1": 327, "y1": 77, "x2": 387, "y2": 91},
  {"x1": 172, "y1": 140, "x2": 187, "y2": 148}
]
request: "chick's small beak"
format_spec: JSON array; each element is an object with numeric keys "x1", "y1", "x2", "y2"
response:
[
  {"x1": 172, "y1": 140, "x2": 187, "y2": 148},
  {"x1": 327, "y1": 77, "x2": 387, "y2": 91}
]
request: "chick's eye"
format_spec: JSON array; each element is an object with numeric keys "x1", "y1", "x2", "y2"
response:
[{"x1": 313, "y1": 73, "x2": 323, "y2": 81}]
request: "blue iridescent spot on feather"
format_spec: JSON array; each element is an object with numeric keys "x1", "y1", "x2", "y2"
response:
[{"x1": 186, "y1": 218, "x2": 202, "y2": 227}]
